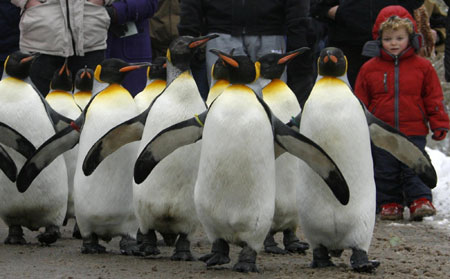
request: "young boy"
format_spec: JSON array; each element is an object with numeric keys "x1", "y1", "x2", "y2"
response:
[{"x1": 355, "y1": 5, "x2": 450, "y2": 221}]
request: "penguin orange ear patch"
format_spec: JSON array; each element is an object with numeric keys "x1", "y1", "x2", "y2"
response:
[{"x1": 278, "y1": 52, "x2": 300, "y2": 64}]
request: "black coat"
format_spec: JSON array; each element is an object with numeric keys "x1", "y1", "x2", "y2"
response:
[
  {"x1": 312, "y1": 0, "x2": 424, "y2": 46},
  {"x1": 0, "y1": 0, "x2": 20, "y2": 61}
]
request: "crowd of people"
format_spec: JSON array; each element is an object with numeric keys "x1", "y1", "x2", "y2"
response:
[{"x1": 1, "y1": 0, "x2": 450, "y2": 234}]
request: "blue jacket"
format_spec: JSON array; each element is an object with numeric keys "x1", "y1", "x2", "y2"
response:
[
  {"x1": 106, "y1": 0, "x2": 158, "y2": 96},
  {"x1": 0, "y1": 1, "x2": 20, "y2": 61}
]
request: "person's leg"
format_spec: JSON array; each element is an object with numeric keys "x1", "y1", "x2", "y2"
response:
[
  {"x1": 29, "y1": 54, "x2": 65, "y2": 97},
  {"x1": 401, "y1": 136, "x2": 432, "y2": 203},
  {"x1": 372, "y1": 144, "x2": 403, "y2": 210}
]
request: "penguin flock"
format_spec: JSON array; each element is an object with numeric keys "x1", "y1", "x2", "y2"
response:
[{"x1": 0, "y1": 40, "x2": 438, "y2": 274}]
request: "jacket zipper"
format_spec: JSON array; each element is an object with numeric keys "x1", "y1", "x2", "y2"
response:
[
  {"x1": 383, "y1": 72, "x2": 387, "y2": 92},
  {"x1": 66, "y1": 0, "x2": 76, "y2": 56},
  {"x1": 394, "y1": 55, "x2": 399, "y2": 130}
]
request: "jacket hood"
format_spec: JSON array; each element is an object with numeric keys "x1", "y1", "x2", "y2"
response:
[{"x1": 372, "y1": 5, "x2": 417, "y2": 40}]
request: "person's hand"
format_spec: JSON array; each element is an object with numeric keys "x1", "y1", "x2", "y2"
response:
[
  {"x1": 431, "y1": 29, "x2": 438, "y2": 44},
  {"x1": 25, "y1": 0, "x2": 42, "y2": 9},
  {"x1": 88, "y1": 0, "x2": 105, "y2": 6},
  {"x1": 328, "y1": 5, "x2": 338, "y2": 20},
  {"x1": 432, "y1": 129, "x2": 448, "y2": 141}
]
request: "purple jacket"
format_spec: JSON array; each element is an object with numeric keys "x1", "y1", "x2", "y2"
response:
[{"x1": 106, "y1": 0, "x2": 158, "y2": 96}]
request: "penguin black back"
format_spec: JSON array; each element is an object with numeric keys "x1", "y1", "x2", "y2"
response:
[
  {"x1": 3, "y1": 51, "x2": 37, "y2": 80},
  {"x1": 50, "y1": 62, "x2": 73, "y2": 92},
  {"x1": 318, "y1": 47, "x2": 347, "y2": 77},
  {"x1": 148, "y1": 56, "x2": 167, "y2": 80},
  {"x1": 75, "y1": 67, "x2": 94, "y2": 92}
]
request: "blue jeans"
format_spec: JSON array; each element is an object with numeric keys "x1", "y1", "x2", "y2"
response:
[{"x1": 372, "y1": 135, "x2": 432, "y2": 210}]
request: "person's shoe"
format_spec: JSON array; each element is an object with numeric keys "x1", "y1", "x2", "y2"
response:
[
  {"x1": 409, "y1": 198, "x2": 436, "y2": 221},
  {"x1": 380, "y1": 203, "x2": 403, "y2": 220}
]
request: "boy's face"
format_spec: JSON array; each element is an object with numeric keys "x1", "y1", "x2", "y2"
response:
[{"x1": 381, "y1": 27, "x2": 410, "y2": 56}]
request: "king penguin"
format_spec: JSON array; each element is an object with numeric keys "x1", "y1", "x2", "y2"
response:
[
  {"x1": 73, "y1": 66, "x2": 94, "y2": 110},
  {"x1": 73, "y1": 59, "x2": 145, "y2": 254},
  {"x1": 134, "y1": 56, "x2": 167, "y2": 113},
  {"x1": 45, "y1": 61, "x2": 82, "y2": 238},
  {"x1": 257, "y1": 48, "x2": 310, "y2": 255},
  {"x1": 0, "y1": 51, "x2": 69, "y2": 245},
  {"x1": 205, "y1": 55, "x2": 230, "y2": 106},
  {"x1": 296, "y1": 47, "x2": 381, "y2": 272},
  {"x1": 134, "y1": 50, "x2": 349, "y2": 273}
]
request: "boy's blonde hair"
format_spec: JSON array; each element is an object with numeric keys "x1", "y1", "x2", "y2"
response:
[{"x1": 380, "y1": 16, "x2": 414, "y2": 35}]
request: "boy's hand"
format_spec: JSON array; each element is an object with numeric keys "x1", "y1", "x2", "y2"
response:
[{"x1": 432, "y1": 129, "x2": 448, "y2": 141}]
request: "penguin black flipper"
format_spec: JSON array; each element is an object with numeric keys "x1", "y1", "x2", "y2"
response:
[
  {"x1": 361, "y1": 103, "x2": 437, "y2": 189},
  {"x1": 134, "y1": 110, "x2": 208, "y2": 184},
  {"x1": 254, "y1": 92, "x2": 350, "y2": 205},
  {"x1": 0, "y1": 145, "x2": 17, "y2": 182},
  {"x1": 16, "y1": 124, "x2": 81, "y2": 193},
  {"x1": 82, "y1": 107, "x2": 151, "y2": 176},
  {"x1": 0, "y1": 122, "x2": 36, "y2": 158},
  {"x1": 27, "y1": 77, "x2": 74, "y2": 131}
]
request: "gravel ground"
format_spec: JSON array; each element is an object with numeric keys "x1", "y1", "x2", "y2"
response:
[{"x1": 0, "y1": 216, "x2": 449, "y2": 279}]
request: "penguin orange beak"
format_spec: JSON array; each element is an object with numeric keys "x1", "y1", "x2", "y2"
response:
[
  {"x1": 323, "y1": 51, "x2": 338, "y2": 64},
  {"x1": 59, "y1": 61, "x2": 70, "y2": 76},
  {"x1": 20, "y1": 53, "x2": 40, "y2": 64},
  {"x1": 188, "y1": 34, "x2": 219, "y2": 49},
  {"x1": 119, "y1": 63, "x2": 151, "y2": 73},
  {"x1": 278, "y1": 47, "x2": 310, "y2": 64},
  {"x1": 80, "y1": 69, "x2": 92, "y2": 79},
  {"x1": 210, "y1": 49, "x2": 239, "y2": 68}
]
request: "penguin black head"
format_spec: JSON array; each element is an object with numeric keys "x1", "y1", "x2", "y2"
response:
[
  {"x1": 318, "y1": 47, "x2": 347, "y2": 77},
  {"x1": 209, "y1": 49, "x2": 257, "y2": 84},
  {"x1": 258, "y1": 47, "x2": 310, "y2": 80},
  {"x1": 4, "y1": 51, "x2": 39, "y2": 80},
  {"x1": 147, "y1": 56, "x2": 167, "y2": 81},
  {"x1": 211, "y1": 57, "x2": 230, "y2": 81},
  {"x1": 75, "y1": 66, "x2": 94, "y2": 92},
  {"x1": 94, "y1": 58, "x2": 148, "y2": 84},
  {"x1": 50, "y1": 60, "x2": 73, "y2": 92},
  {"x1": 166, "y1": 34, "x2": 219, "y2": 71}
]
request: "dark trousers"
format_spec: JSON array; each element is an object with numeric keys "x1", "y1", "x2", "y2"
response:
[
  {"x1": 30, "y1": 50, "x2": 105, "y2": 97},
  {"x1": 372, "y1": 136, "x2": 432, "y2": 209}
]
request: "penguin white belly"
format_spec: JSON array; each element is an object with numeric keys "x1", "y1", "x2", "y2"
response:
[
  {"x1": 0, "y1": 79, "x2": 68, "y2": 230},
  {"x1": 134, "y1": 79, "x2": 166, "y2": 113},
  {"x1": 194, "y1": 88, "x2": 276, "y2": 251},
  {"x1": 74, "y1": 88, "x2": 139, "y2": 238},
  {"x1": 46, "y1": 92, "x2": 81, "y2": 219},
  {"x1": 263, "y1": 80, "x2": 302, "y2": 232},
  {"x1": 297, "y1": 80, "x2": 375, "y2": 251},
  {"x1": 134, "y1": 72, "x2": 205, "y2": 236}
]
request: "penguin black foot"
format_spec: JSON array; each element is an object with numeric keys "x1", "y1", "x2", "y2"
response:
[
  {"x1": 132, "y1": 230, "x2": 160, "y2": 257},
  {"x1": 119, "y1": 235, "x2": 138, "y2": 256},
  {"x1": 161, "y1": 232, "x2": 178, "y2": 246},
  {"x1": 171, "y1": 233, "x2": 195, "y2": 261},
  {"x1": 37, "y1": 225, "x2": 60, "y2": 245},
  {"x1": 4, "y1": 225, "x2": 27, "y2": 245},
  {"x1": 200, "y1": 238, "x2": 230, "y2": 267},
  {"x1": 72, "y1": 222, "x2": 82, "y2": 239},
  {"x1": 283, "y1": 229, "x2": 309, "y2": 254},
  {"x1": 81, "y1": 234, "x2": 106, "y2": 254},
  {"x1": 311, "y1": 245, "x2": 335, "y2": 268},
  {"x1": 350, "y1": 248, "x2": 380, "y2": 273},
  {"x1": 264, "y1": 232, "x2": 287, "y2": 254},
  {"x1": 232, "y1": 245, "x2": 259, "y2": 273}
]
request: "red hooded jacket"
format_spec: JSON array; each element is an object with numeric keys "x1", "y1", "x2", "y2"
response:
[{"x1": 355, "y1": 5, "x2": 449, "y2": 136}]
